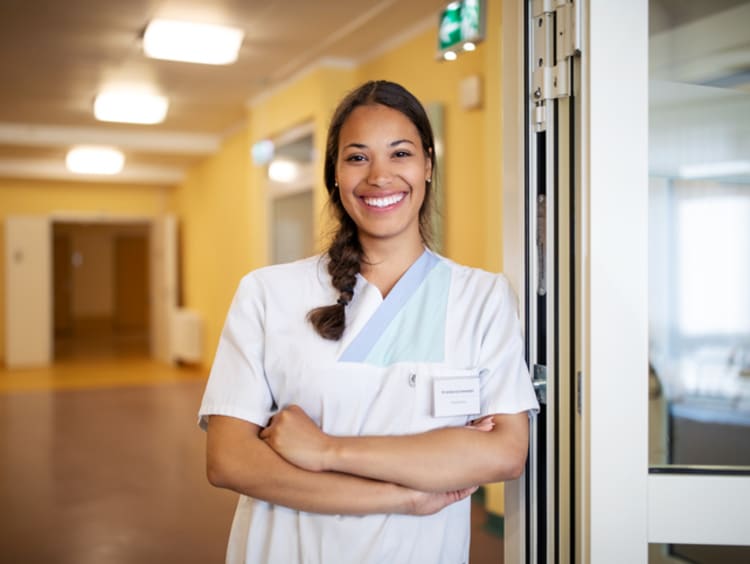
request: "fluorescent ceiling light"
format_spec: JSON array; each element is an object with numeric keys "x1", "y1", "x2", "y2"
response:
[
  {"x1": 94, "y1": 91, "x2": 169, "y2": 124},
  {"x1": 66, "y1": 146, "x2": 125, "y2": 175},
  {"x1": 268, "y1": 159, "x2": 298, "y2": 183},
  {"x1": 679, "y1": 160, "x2": 750, "y2": 179},
  {"x1": 143, "y1": 19, "x2": 244, "y2": 65}
]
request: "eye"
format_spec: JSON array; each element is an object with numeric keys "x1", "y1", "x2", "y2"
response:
[
  {"x1": 344, "y1": 153, "x2": 366, "y2": 162},
  {"x1": 393, "y1": 150, "x2": 412, "y2": 158}
]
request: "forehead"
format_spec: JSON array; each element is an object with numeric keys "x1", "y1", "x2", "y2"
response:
[{"x1": 339, "y1": 104, "x2": 420, "y2": 144}]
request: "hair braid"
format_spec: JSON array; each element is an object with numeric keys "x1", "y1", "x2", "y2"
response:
[{"x1": 307, "y1": 216, "x2": 362, "y2": 340}]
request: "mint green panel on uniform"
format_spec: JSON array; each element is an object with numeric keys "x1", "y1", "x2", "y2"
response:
[{"x1": 364, "y1": 261, "x2": 451, "y2": 366}]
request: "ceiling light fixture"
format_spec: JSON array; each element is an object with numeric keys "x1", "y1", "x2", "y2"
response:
[
  {"x1": 66, "y1": 146, "x2": 125, "y2": 175},
  {"x1": 143, "y1": 19, "x2": 244, "y2": 65},
  {"x1": 678, "y1": 160, "x2": 750, "y2": 179},
  {"x1": 94, "y1": 91, "x2": 169, "y2": 124},
  {"x1": 268, "y1": 159, "x2": 298, "y2": 183}
]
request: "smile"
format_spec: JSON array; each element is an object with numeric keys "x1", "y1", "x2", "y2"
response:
[{"x1": 362, "y1": 193, "x2": 406, "y2": 208}]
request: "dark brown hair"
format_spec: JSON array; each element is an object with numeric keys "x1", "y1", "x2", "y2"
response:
[{"x1": 308, "y1": 80, "x2": 437, "y2": 340}]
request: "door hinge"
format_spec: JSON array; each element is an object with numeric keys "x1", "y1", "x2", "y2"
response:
[
  {"x1": 531, "y1": 0, "x2": 580, "y2": 131},
  {"x1": 533, "y1": 364, "x2": 547, "y2": 404}
]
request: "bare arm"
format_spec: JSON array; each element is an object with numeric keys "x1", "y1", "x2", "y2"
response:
[
  {"x1": 260, "y1": 406, "x2": 530, "y2": 493},
  {"x1": 206, "y1": 415, "x2": 476, "y2": 515}
]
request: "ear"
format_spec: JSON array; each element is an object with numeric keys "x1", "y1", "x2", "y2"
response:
[{"x1": 425, "y1": 148, "x2": 433, "y2": 182}]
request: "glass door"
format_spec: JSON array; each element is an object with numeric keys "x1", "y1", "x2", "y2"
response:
[
  {"x1": 506, "y1": 1, "x2": 749, "y2": 562},
  {"x1": 647, "y1": 1, "x2": 750, "y2": 562}
]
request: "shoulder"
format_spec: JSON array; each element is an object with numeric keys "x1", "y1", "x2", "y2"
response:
[
  {"x1": 430, "y1": 253, "x2": 518, "y2": 317},
  {"x1": 238, "y1": 255, "x2": 327, "y2": 289},
  {"x1": 432, "y1": 252, "x2": 511, "y2": 292}
]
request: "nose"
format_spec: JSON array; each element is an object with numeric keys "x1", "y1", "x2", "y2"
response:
[{"x1": 367, "y1": 158, "x2": 392, "y2": 187}]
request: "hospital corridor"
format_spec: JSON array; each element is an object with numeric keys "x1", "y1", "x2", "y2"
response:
[{"x1": 2, "y1": 0, "x2": 750, "y2": 563}]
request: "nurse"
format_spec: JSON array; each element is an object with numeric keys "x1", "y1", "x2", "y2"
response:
[{"x1": 200, "y1": 80, "x2": 539, "y2": 564}]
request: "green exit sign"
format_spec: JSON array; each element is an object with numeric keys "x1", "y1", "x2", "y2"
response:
[{"x1": 437, "y1": 0, "x2": 486, "y2": 60}]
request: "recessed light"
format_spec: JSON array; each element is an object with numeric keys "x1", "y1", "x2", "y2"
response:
[
  {"x1": 94, "y1": 90, "x2": 169, "y2": 124},
  {"x1": 66, "y1": 146, "x2": 125, "y2": 175},
  {"x1": 143, "y1": 19, "x2": 244, "y2": 65}
]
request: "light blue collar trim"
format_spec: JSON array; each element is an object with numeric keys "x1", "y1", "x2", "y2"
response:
[{"x1": 340, "y1": 249, "x2": 440, "y2": 362}]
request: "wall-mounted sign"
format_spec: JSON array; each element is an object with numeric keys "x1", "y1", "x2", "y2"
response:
[{"x1": 437, "y1": 0, "x2": 486, "y2": 61}]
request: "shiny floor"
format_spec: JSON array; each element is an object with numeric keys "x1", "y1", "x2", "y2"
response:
[{"x1": 0, "y1": 347, "x2": 503, "y2": 563}]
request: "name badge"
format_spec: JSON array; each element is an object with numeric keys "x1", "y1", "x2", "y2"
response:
[{"x1": 433, "y1": 376, "x2": 481, "y2": 417}]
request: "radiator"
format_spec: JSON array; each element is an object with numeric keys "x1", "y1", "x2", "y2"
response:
[{"x1": 170, "y1": 308, "x2": 203, "y2": 364}]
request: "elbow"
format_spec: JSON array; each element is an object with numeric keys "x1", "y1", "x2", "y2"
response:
[
  {"x1": 206, "y1": 447, "x2": 240, "y2": 490},
  {"x1": 485, "y1": 446, "x2": 528, "y2": 483},
  {"x1": 206, "y1": 454, "x2": 230, "y2": 489},
  {"x1": 504, "y1": 448, "x2": 528, "y2": 481}
]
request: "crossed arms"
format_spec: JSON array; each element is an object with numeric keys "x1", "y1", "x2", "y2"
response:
[{"x1": 205, "y1": 406, "x2": 529, "y2": 517}]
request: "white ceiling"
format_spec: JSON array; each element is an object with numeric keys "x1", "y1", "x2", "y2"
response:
[
  {"x1": 0, "y1": 1, "x2": 747, "y2": 186},
  {"x1": 0, "y1": 0, "x2": 448, "y2": 185}
]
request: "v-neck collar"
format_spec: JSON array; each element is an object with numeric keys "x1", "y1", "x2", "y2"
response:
[{"x1": 339, "y1": 249, "x2": 440, "y2": 362}]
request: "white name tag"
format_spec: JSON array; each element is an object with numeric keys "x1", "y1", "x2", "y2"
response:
[{"x1": 433, "y1": 376, "x2": 481, "y2": 417}]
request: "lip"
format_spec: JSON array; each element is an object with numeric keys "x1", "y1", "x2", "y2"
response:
[{"x1": 359, "y1": 191, "x2": 408, "y2": 210}]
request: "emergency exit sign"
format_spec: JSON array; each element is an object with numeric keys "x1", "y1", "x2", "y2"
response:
[{"x1": 437, "y1": 0, "x2": 485, "y2": 59}]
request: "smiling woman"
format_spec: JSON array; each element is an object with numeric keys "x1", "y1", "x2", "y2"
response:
[{"x1": 199, "y1": 80, "x2": 538, "y2": 564}]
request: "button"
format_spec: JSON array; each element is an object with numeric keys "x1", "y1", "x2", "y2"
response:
[{"x1": 408, "y1": 372, "x2": 417, "y2": 387}]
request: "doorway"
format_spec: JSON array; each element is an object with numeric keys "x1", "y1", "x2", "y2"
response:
[{"x1": 52, "y1": 221, "x2": 150, "y2": 360}]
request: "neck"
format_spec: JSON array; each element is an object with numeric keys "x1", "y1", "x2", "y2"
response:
[{"x1": 358, "y1": 233, "x2": 425, "y2": 297}]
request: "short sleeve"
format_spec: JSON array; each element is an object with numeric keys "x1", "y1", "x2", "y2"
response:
[
  {"x1": 478, "y1": 275, "x2": 540, "y2": 417},
  {"x1": 198, "y1": 273, "x2": 275, "y2": 430}
]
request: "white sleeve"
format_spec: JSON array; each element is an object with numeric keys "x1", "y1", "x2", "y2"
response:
[
  {"x1": 198, "y1": 273, "x2": 275, "y2": 430},
  {"x1": 478, "y1": 275, "x2": 540, "y2": 417}
]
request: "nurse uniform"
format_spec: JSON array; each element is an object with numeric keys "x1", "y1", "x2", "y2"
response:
[{"x1": 199, "y1": 249, "x2": 539, "y2": 564}]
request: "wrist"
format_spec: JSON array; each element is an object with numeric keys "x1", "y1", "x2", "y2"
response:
[{"x1": 321, "y1": 435, "x2": 340, "y2": 472}]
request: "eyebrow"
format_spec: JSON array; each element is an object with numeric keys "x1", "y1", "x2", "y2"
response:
[{"x1": 342, "y1": 139, "x2": 417, "y2": 150}]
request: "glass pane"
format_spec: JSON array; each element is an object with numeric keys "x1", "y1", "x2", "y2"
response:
[
  {"x1": 650, "y1": 543, "x2": 750, "y2": 564},
  {"x1": 267, "y1": 131, "x2": 315, "y2": 265},
  {"x1": 648, "y1": 0, "x2": 750, "y2": 467},
  {"x1": 271, "y1": 191, "x2": 314, "y2": 264}
]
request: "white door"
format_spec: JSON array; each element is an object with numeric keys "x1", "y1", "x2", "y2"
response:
[
  {"x1": 150, "y1": 214, "x2": 178, "y2": 364},
  {"x1": 4, "y1": 215, "x2": 52, "y2": 367},
  {"x1": 504, "y1": 1, "x2": 750, "y2": 562}
]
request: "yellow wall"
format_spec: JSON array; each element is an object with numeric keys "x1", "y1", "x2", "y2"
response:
[
  {"x1": 170, "y1": 128, "x2": 252, "y2": 364},
  {"x1": 0, "y1": 178, "x2": 171, "y2": 362}
]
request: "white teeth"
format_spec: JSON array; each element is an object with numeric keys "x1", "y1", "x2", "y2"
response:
[{"x1": 362, "y1": 193, "x2": 405, "y2": 208}]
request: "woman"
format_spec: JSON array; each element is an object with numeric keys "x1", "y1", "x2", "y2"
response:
[{"x1": 199, "y1": 80, "x2": 539, "y2": 564}]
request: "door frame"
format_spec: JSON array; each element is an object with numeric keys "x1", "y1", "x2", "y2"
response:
[
  {"x1": 4, "y1": 212, "x2": 176, "y2": 367},
  {"x1": 503, "y1": 1, "x2": 650, "y2": 561},
  {"x1": 504, "y1": 1, "x2": 750, "y2": 562}
]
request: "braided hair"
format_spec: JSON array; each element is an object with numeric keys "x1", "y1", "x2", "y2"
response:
[{"x1": 308, "y1": 80, "x2": 437, "y2": 340}]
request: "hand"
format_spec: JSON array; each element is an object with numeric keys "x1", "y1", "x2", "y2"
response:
[
  {"x1": 259, "y1": 405, "x2": 332, "y2": 472},
  {"x1": 407, "y1": 485, "x2": 479, "y2": 516},
  {"x1": 467, "y1": 415, "x2": 495, "y2": 432}
]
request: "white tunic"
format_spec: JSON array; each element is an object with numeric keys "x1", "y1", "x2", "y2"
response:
[{"x1": 199, "y1": 250, "x2": 539, "y2": 564}]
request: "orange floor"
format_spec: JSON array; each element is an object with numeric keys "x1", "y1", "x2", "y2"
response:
[{"x1": 0, "y1": 337, "x2": 503, "y2": 563}]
